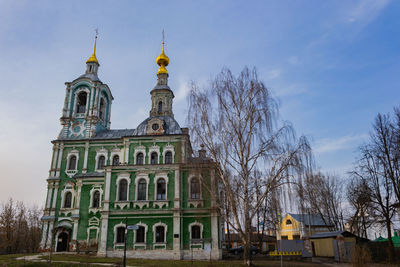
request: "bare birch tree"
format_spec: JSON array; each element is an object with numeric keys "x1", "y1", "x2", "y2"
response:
[{"x1": 187, "y1": 67, "x2": 311, "y2": 265}]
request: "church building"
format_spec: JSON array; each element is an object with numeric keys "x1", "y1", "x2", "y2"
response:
[{"x1": 39, "y1": 36, "x2": 223, "y2": 260}]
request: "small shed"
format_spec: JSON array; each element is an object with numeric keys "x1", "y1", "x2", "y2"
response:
[{"x1": 310, "y1": 230, "x2": 368, "y2": 262}]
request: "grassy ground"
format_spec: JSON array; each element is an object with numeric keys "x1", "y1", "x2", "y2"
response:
[{"x1": 37, "y1": 254, "x2": 318, "y2": 267}]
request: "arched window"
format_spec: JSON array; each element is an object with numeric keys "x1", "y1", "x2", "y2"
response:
[
  {"x1": 150, "y1": 152, "x2": 158, "y2": 165},
  {"x1": 164, "y1": 151, "x2": 172, "y2": 164},
  {"x1": 190, "y1": 178, "x2": 200, "y2": 199},
  {"x1": 137, "y1": 179, "x2": 147, "y2": 201},
  {"x1": 158, "y1": 101, "x2": 163, "y2": 113},
  {"x1": 286, "y1": 219, "x2": 292, "y2": 225},
  {"x1": 118, "y1": 179, "x2": 128, "y2": 201},
  {"x1": 136, "y1": 153, "x2": 144, "y2": 165},
  {"x1": 68, "y1": 155, "x2": 77, "y2": 170},
  {"x1": 76, "y1": 92, "x2": 87, "y2": 114},
  {"x1": 92, "y1": 190, "x2": 100, "y2": 208},
  {"x1": 112, "y1": 155, "x2": 119, "y2": 166},
  {"x1": 64, "y1": 192, "x2": 72, "y2": 208},
  {"x1": 97, "y1": 155, "x2": 105, "y2": 170},
  {"x1": 136, "y1": 226, "x2": 145, "y2": 243},
  {"x1": 156, "y1": 179, "x2": 166, "y2": 200},
  {"x1": 155, "y1": 226, "x2": 165, "y2": 243},
  {"x1": 191, "y1": 225, "x2": 201, "y2": 240},
  {"x1": 99, "y1": 98, "x2": 105, "y2": 120},
  {"x1": 116, "y1": 226, "x2": 125, "y2": 243}
]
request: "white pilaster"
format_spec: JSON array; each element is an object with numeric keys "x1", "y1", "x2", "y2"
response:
[
  {"x1": 51, "y1": 183, "x2": 59, "y2": 209},
  {"x1": 45, "y1": 184, "x2": 52, "y2": 209},
  {"x1": 174, "y1": 169, "x2": 180, "y2": 208},
  {"x1": 46, "y1": 222, "x2": 54, "y2": 248},
  {"x1": 72, "y1": 220, "x2": 79, "y2": 241},
  {"x1": 98, "y1": 169, "x2": 112, "y2": 255},
  {"x1": 83, "y1": 141, "x2": 89, "y2": 173},
  {"x1": 40, "y1": 222, "x2": 49, "y2": 248},
  {"x1": 211, "y1": 213, "x2": 219, "y2": 250},
  {"x1": 173, "y1": 212, "x2": 181, "y2": 258},
  {"x1": 76, "y1": 180, "x2": 82, "y2": 209},
  {"x1": 55, "y1": 143, "x2": 64, "y2": 177},
  {"x1": 50, "y1": 144, "x2": 58, "y2": 176},
  {"x1": 124, "y1": 139, "x2": 130, "y2": 164}
]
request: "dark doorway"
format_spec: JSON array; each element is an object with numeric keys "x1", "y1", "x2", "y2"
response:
[
  {"x1": 311, "y1": 241, "x2": 315, "y2": 256},
  {"x1": 56, "y1": 232, "x2": 70, "y2": 252}
]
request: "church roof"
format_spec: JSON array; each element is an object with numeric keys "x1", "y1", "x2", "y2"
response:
[
  {"x1": 93, "y1": 129, "x2": 135, "y2": 139},
  {"x1": 133, "y1": 115, "x2": 182, "y2": 136},
  {"x1": 76, "y1": 73, "x2": 102, "y2": 82}
]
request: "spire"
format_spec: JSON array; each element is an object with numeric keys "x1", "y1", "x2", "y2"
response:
[
  {"x1": 86, "y1": 30, "x2": 99, "y2": 64},
  {"x1": 156, "y1": 30, "x2": 169, "y2": 75}
]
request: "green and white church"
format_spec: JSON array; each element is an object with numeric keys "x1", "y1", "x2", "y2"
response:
[{"x1": 39, "y1": 36, "x2": 223, "y2": 260}]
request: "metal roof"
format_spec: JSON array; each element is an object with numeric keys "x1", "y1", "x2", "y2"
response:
[
  {"x1": 133, "y1": 115, "x2": 182, "y2": 136},
  {"x1": 288, "y1": 213, "x2": 331, "y2": 226},
  {"x1": 92, "y1": 129, "x2": 135, "y2": 139},
  {"x1": 310, "y1": 230, "x2": 357, "y2": 239}
]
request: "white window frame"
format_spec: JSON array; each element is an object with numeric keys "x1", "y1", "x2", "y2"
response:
[
  {"x1": 154, "y1": 173, "x2": 169, "y2": 201},
  {"x1": 65, "y1": 149, "x2": 80, "y2": 178},
  {"x1": 115, "y1": 173, "x2": 131, "y2": 202},
  {"x1": 95, "y1": 148, "x2": 108, "y2": 172},
  {"x1": 133, "y1": 145, "x2": 146, "y2": 165},
  {"x1": 189, "y1": 221, "x2": 203, "y2": 248},
  {"x1": 133, "y1": 222, "x2": 148, "y2": 248},
  {"x1": 87, "y1": 226, "x2": 100, "y2": 245},
  {"x1": 110, "y1": 148, "x2": 122, "y2": 166},
  {"x1": 188, "y1": 175, "x2": 202, "y2": 200},
  {"x1": 60, "y1": 184, "x2": 75, "y2": 209},
  {"x1": 149, "y1": 145, "x2": 160, "y2": 165},
  {"x1": 73, "y1": 87, "x2": 90, "y2": 117},
  {"x1": 113, "y1": 222, "x2": 126, "y2": 247},
  {"x1": 135, "y1": 174, "x2": 149, "y2": 201},
  {"x1": 162, "y1": 144, "x2": 175, "y2": 164},
  {"x1": 89, "y1": 186, "x2": 103, "y2": 211},
  {"x1": 152, "y1": 222, "x2": 167, "y2": 248}
]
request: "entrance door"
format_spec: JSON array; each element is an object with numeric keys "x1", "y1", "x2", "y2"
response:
[{"x1": 56, "y1": 232, "x2": 69, "y2": 252}]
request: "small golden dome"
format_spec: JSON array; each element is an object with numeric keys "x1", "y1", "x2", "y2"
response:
[
  {"x1": 86, "y1": 36, "x2": 99, "y2": 64},
  {"x1": 156, "y1": 41, "x2": 169, "y2": 75}
]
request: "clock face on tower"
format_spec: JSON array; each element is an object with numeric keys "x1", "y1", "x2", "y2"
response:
[{"x1": 69, "y1": 120, "x2": 86, "y2": 137}]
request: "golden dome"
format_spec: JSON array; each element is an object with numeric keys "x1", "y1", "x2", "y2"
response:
[
  {"x1": 156, "y1": 41, "x2": 169, "y2": 75},
  {"x1": 86, "y1": 36, "x2": 99, "y2": 64}
]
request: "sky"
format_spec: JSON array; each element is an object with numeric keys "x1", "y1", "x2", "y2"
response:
[{"x1": 0, "y1": 0, "x2": 399, "y2": 207}]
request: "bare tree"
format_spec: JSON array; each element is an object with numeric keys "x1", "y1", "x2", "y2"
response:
[
  {"x1": 187, "y1": 67, "x2": 311, "y2": 265},
  {"x1": 352, "y1": 144, "x2": 396, "y2": 261},
  {"x1": 0, "y1": 198, "x2": 42, "y2": 254},
  {"x1": 297, "y1": 172, "x2": 344, "y2": 231},
  {"x1": 346, "y1": 177, "x2": 375, "y2": 239}
]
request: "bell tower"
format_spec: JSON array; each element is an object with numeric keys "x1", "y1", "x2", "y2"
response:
[
  {"x1": 59, "y1": 33, "x2": 113, "y2": 139},
  {"x1": 149, "y1": 40, "x2": 174, "y2": 118}
]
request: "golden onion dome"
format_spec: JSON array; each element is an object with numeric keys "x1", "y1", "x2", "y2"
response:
[
  {"x1": 86, "y1": 36, "x2": 99, "y2": 64},
  {"x1": 156, "y1": 41, "x2": 169, "y2": 75}
]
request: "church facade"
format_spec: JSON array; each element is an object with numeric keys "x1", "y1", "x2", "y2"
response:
[{"x1": 39, "y1": 37, "x2": 223, "y2": 260}]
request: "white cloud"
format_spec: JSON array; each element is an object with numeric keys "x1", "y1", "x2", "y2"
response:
[
  {"x1": 175, "y1": 78, "x2": 190, "y2": 102},
  {"x1": 266, "y1": 69, "x2": 281, "y2": 80},
  {"x1": 314, "y1": 134, "x2": 368, "y2": 154},
  {"x1": 347, "y1": 0, "x2": 390, "y2": 24}
]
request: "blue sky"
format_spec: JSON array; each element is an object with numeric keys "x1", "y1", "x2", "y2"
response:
[{"x1": 0, "y1": 0, "x2": 399, "y2": 206}]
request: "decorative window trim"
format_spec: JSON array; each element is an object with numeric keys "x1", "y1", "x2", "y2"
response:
[
  {"x1": 65, "y1": 150, "x2": 80, "y2": 178},
  {"x1": 153, "y1": 173, "x2": 169, "y2": 208},
  {"x1": 86, "y1": 226, "x2": 100, "y2": 245},
  {"x1": 133, "y1": 173, "x2": 150, "y2": 209},
  {"x1": 89, "y1": 186, "x2": 103, "y2": 213},
  {"x1": 188, "y1": 175, "x2": 203, "y2": 208},
  {"x1": 189, "y1": 221, "x2": 204, "y2": 248},
  {"x1": 60, "y1": 184, "x2": 75, "y2": 210},
  {"x1": 152, "y1": 222, "x2": 167, "y2": 249},
  {"x1": 88, "y1": 216, "x2": 100, "y2": 227},
  {"x1": 133, "y1": 146, "x2": 146, "y2": 165},
  {"x1": 149, "y1": 145, "x2": 160, "y2": 164},
  {"x1": 113, "y1": 222, "x2": 126, "y2": 247},
  {"x1": 133, "y1": 221, "x2": 148, "y2": 249},
  {"x1": 162, "y1": 144, "x2": 175, "y2": 164},
  {"x1": 73, "y1": 87, "x2": 90, "y2": 117},
  {"x1": 95, "y1": 148, "x2": 108, "y2": 172},
  {"x1": 99, "y1": 96, "x2": 106, "y2": 122},
  {"x1": 110, "y1": 148, "x2": 122, "y2": 166},
  {"x1": 115, "y1": 173, "x2": 131, "y2": 206}
]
